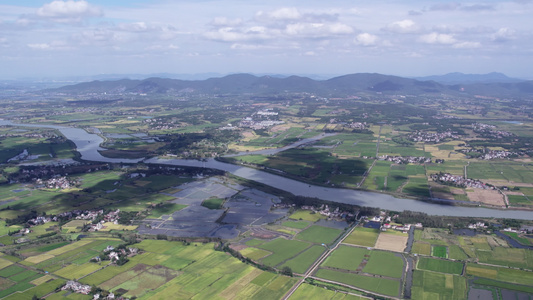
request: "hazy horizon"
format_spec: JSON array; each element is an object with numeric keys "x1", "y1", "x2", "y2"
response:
[{"x1": 1, "y1": 0, "x2": 531, "y2": 80}]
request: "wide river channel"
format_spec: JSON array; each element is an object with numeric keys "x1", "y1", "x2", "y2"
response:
[{"x1": 2, "y1": 120, "x2": 533, "y2": 220}]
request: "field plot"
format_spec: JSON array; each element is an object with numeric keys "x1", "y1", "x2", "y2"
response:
[
  {"x1": 467, "y1": 263, "x2": 533, "y2": 287},
  {"x1": 54, "y1": 262, "x2": 102, "y2": 280},
  {"x1": 0, "y1": 264, "x2": 45, "y2": 298},
  {"x1": 475, "y1": 247, "x2": 533, "y2": 269},
  {"x1": 362, "y1": 251, "x2": 404, "y2": 278},
  {"x1": 343, "y1": 227, "x2": 379, "y2": 247},
  {"x1": 315, "y1": 269, "x2": 400, "y2": 297},
  {"x1": 282, "y1": 220, "x2": 310, "y2": 229},
  {"x1": 321, "y1": 245, "x2": 368, "y2": 271},
  {"x1": 291, "y1": 283, "x2": 365, "y2": 300},
  {"x1": 240, "y1": 247, "x2": 271, "y2": 261},
  {"x1": 411, "y1": 242, "x2": 431, "y2": 256},
  {"x1": 417, "y1": 257, "x2": 463, "y2": 275},
  {"x1": 295, "y1": 225, "x2": 342, "y2": 245},
  {"x1": 280, "y1": 245, "x2": 325, "y2": 274},
  {"x1": 374, "y1": 231, "x2": 408, "y2": 252},
  {"x1": 22, "y1": 238, "x2": 123, "y2": 273},
  {"x1": 289, "y1": 210, "x2": 326, "y2": 222},
  {"x1": 257, "y1": 238, "x2": 310, "y2": 267},
  {"x1": 466, "y1": 189, "x2": 505, "y2": 206},
  {"x1": 411, "y1": 270, "x2": 467, "y2": 300},
  {"x1": 432, "y1": 245, "x2": 447, "y2": 258}
]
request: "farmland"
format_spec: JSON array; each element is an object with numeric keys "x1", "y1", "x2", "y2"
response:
[
  {"x1": 1, "y1": 82, "x2": 533, "y2": 300},
  {"x1": 343, "y1": 227, "x2": 379, "y2": 247}
]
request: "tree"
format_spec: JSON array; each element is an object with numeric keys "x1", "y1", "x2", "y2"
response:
[{"x1": 280, "y1": 266, "x2": 293, "y2": 277}]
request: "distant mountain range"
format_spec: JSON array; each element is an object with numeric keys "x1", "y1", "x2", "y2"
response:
[
  {"x1": 413, "y1": 72, "x2": 524, "y2": 85},
  {"x1": 44, "y1": 72, "x2": 533, "y2": 98}
]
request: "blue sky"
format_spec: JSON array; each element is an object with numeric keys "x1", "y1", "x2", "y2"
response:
[{"x1": 0, "y1": 0, "x2": 531, "y2": 79}]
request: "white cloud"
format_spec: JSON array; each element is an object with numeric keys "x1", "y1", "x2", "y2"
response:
[
  {"x1": 453, "y1": 41, "x2": 481, "y2": 48},
  {"x1": 258, "y1": 7, "x2": 302, "y2": 21},
  {"x1": 354, "y1": 33, "x2": 378, "y2": 46},
  {"x1": 28, "y1": 43, "x2": 51, "y2": 50},
  {"x1": 491, "y1": 27, "x2": 515, "y2": 42},
  {"x1": 27, "y1": 40, "x2": 72, "y2": 50},
  {"x1": 211, "y1": 17, "x2": 243, "y2": 27},
  {"x1": 36, "y1": 0, "x2": 102, "y2": 23},
  {"x1": 230, "y1": 43, "x2": 276, "y2": 50},
  {"x1": 383, "y1": 19, "x2": 418, "y2": 33},
  {"x1": 204, "y1": 27, "x2": 272, "y2": 42},
  {"x1": 419, "y1": 32, "x2": 456, "y2": 44},
  {"x1": 285, "y1": 22, "x2": 353, "y2": 37}
]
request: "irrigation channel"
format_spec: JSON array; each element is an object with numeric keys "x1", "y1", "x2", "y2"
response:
[{"x1": 2, "y1": 119, "x2": 533, "y2": 220}]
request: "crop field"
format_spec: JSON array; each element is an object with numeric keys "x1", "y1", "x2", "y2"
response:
[
  {"x1": 402, "y1": 177, "x2": 430, "y2": 197},
  {"x1": 291, "y1": 283, "x2": 365, "y2": 300},
  {"x1": 54, "y1": 262, "x2": 102, "y2": 280},
  {"x1": 432, "y1": 245, "x2": 447, "y2": 258},
  {"x1": 374, "y1": 231, "x2": 408, "y2": 252},
  {"x1": 280, "y1": 245, "x2": 325, "y2": 274},
  {"x1": 411, "y1": 270, "x2": 467, "y2": 300},
  {"x1": 417, "y1": 257, "x2": 463, "y2": 275},
  {"x1": 467, "y1": 263, "x2": 533, "y2": 287},
  {"x1": 315, "y1": 269, "x2": 400, "y2": 297},
  {"x1": 240, "y1": 247, "x2": 271, "y2": 261},
  {"x1": 289, "y1": 210, "x2": 326, "y2": 222},
  {"x1": 447, "y1": 245, "x2": 469, "y2": 260},
  {"x1": 1, "y1": 278, "x2": 65, "y2": 300},
  {"x1": 508, "y1": 194, "x2": 533, "y2": 206},
  {"x1": 0, "y1": 257, "x2": 13, "y2": 269},
  {"x1": 362, "y1": 160, "x2": 392, "y2": 190},
  {"x1": 21, "y1": 238, "x2": 123, "y2": 273},
  {"x1": 281, "y1": 220, "x2": 310, "y2": 229},
  {"x1": 0, "y1": 264, "x2": 45, "y2": 298},
  {"x1": 362, "y1": 251, "x2": 404, "y2": 278},
  {"x1": 475, "y1": 247, "x2": 533, "y2": 269},
  {"x1": 257, "y1": 238, "x2": 310, "y2": 267},
  {"x1": 343, "y1": 227, "x2": 379, "y2": 247},
  {"x1": 321, "y1": 245, "x2": 368, "y2": 271},
  {"x1": 295, "y1": 225, "x2": 343, "y2": 245}
]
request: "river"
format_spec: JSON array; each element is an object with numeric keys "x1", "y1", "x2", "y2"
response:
[{"x1": 2, "y1": 119, "x2": 533, "y2": 220}]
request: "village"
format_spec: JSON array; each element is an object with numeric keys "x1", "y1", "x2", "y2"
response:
[
  {"x1": 408, "y1": 130, "x2": 460, "y2": 143},
  {"x1": 430, "y1": 172, "x2": 490, "y2": 189}
]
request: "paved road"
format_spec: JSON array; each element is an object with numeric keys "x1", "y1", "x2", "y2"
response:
[{"x1": 281, "y1": 217, "x2": 360, "y2": 300}]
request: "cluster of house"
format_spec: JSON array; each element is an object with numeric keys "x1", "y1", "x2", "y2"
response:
[
  {"x1": 378, "y1": 155, "x2": 431, "y2": 164},
  {"x1": 348, "y1": 122, "x2": 368, "y2": 130},
  {"x1": 467, "y1": 222, "x2": 487, "y2": 229},
  {"x1": 24, "y1": 209, "x2": 121, "y2": 231},
  {"x1": 459, "y1": 148, "x2": 522, "y2": 160},
  {"x1": 363, "y1": 214, "x2": 422, "y2": 233},
  {"x1": 408, "y1": 130, "x2": 460, "y2": 143},
  {"x1": 300, "y1": 204, "x2": 356, "y2": 220},
  {"x1": 472, "y1": 123, "x2": 514, "y2": 138},
  {"x1": 35, "y1": 176, "x2": 79, "y2": 190},
  {"x1": 85, "y1": 210, "x2": 122, "y2": 232},
  {"x1": 238, "y1": 117, "x2": 284, "y2": 130},
  {"x1": 238, "y1": 110, "x2": 284, "y2": 130},
  {"x1": 91, "y1": 245, "x2": 139, "y2": 263},
  {"x1": 381, "y1": 223, "x2": 420, "y2": 233},
  {"x1": 430, "y1": 173, "x2": 489, "y2": 189},
  {"x1": 62, "y1": 281, "x2": 121, "y2": 299},
  {"x1": 62, "y1": 281, "x2": 92, "y2": 295},
  {"x1": 143, "y1": 117, "x2": 181, "y2": 130},
  {"x1": 0, "y1": 131, "x2": 57, "y2": 139}
]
